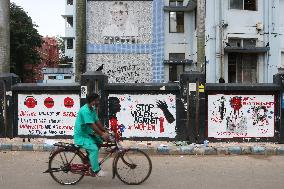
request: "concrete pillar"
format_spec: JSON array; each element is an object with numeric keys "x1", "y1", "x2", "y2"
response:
[
  {"x1": 273, "y1": 72, "x2": 284, "y2": 143},
  {"x1": 180, "y1": 71, "x2": 206, "y2": 143},
  {"x1": 0, "y1": 73, "x2": 20, "y2": 138},
  {"x1": 0, "y1": 0, "x2": 10, "y2": 73},
  {"x1": 75, "y1": 0, "x2": 86, "y2": 82}
]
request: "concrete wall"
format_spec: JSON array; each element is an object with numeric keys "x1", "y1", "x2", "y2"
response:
[
  {"x1": 208, "y1": 94, "x2": 275, "y2": 138},
  {"x1": 108, "y1": 94, "x2": 177, "y2": 139},
  {"x1": 12, "y1": 83, "x2": 80, "y2": 138},
  {"x1": 18, "y1": 94, "x2": 79, "y2": 136}
]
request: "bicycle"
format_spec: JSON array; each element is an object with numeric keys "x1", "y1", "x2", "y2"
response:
[{"x1": 43, "y1": 132, "x2": 152, "y2": 185}]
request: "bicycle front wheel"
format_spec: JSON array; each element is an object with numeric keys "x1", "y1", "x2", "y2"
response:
[
  {"x1": 114, "y1": 149, "x2": 152, "y2": 185},
  {"x1": 48, "y1": 149, "x2": 85, "y2": 185}
]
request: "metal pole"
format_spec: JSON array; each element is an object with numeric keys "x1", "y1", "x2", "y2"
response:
[
  {"x1": 195, "y1": 79, "x2": 200, "y2": 142},
  {"x1": 186, "y1": 80, "x2": 191, "y2": 141},
  {"x1": 2, "y1": 80, "x2": 7, "y2": 137}
]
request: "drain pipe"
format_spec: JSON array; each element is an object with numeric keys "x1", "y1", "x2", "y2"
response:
[{"x1": 220, "y1": 0, "x2": 225, "y2": 79}]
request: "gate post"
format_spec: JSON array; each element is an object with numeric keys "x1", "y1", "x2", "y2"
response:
[
  {"x1": 180, "y1": 72, "x2": 206, "y2": 143},
  {"x1": 0, "y1": 73, "x2": 20, "y2": 138},
  {"x1": 80, "y1": 71, "x2": 108, "y2": 124},
  {"x1": 273, "y1": 73, "x2": 284, "y2": 143}
]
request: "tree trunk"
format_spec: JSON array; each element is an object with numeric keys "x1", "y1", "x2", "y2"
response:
[{"x1": 0, "y1": 0, "x2": 10, "y2": 73}]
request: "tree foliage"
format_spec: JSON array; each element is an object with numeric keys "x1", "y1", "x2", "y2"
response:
[
  {"x1": 56, "y1": 36, "x2": 69, "y2": 65},
  {"x1": 10, "y1": 2, "x2": 43, "y2": 79}
]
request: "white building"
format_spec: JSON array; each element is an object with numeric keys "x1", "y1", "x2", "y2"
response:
[
  {"x1": 79, "y1": 0, "x2": 284, "y2": 84},
  {"x1": 205, "y1": 0, "x2": 284, "y2": 83},
  {"x1": 42, "y1": 67, "x2": 74, "y2": 84},
  {"x1": 62, "y1": 0, "x2": 76, "y2": 81},
  {"x1": 163, "y1": 0, "x2": 197, "y2": 82}
]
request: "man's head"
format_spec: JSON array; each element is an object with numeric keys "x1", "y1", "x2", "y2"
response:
[
  {"x1": 110, "y1": 1, "x2": 129, "y2": 27},
  {"x1": 87, "y1": 93, "x2": 100, "y2": 109}
]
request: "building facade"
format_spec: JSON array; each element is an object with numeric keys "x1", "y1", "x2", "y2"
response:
[
  {"x1": 206, "y1": 0, "x2": 284, "y2": 83},
  {"x1": 79, "y1": 0, "x2": 284, "y2": 84},
  {"x1": 85, "y1": 0, "x2": 197, "y2": 83}
]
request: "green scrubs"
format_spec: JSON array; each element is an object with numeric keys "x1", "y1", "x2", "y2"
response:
[{"x1": 74, "y1": 104, "x2": 103, "y2": 172}]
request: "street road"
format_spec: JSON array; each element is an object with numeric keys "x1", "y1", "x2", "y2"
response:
[{"x1": 0, "y1": 151, "x2": 284, "y2": 189}]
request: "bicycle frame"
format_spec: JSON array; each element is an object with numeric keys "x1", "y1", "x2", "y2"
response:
[{"x1": 44, "y1": 140, "x2": 125, "y2": 179}]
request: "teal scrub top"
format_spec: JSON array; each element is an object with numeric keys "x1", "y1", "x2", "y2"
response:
[{"x1": 74, "y1": 104, "x2": 99, "y2": 145}]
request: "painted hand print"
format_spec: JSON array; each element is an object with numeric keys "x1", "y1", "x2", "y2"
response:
[
  {"x1": 208, "y1": 94, "x2": 275, "y2": 138},
  {"x1": 156, "y1": 100, "x2": 175, "y2": 124},
  {"x1": 108, "y1": 94, "x2": 176, "y2": 138}
]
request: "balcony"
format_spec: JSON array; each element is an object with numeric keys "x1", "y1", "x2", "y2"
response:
[
  {"x1": 164, "y1": 59, "x2": 193, "y2": 64},
  {"x1": 224, "y1": 39, "x2": 270, "y2": 53}
]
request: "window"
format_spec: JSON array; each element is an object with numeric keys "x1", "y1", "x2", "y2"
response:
[
  {"x1": 169, "y1": 64, "x2": 185, "y2": 82},
  {"x1": 169, "y1": 53, "x2": 185, "y2": 60},
  {"x1": 169, "y1": 53, "x2": 185, "y2": 82},
  {"x1": 67, "y1": 0, "x2": 73, "y2": 5},
  {"x1": 169, "y1": 0, "x2": 183, "y2": 6},
  {"x1": 228, "y1": 53, "x2": 257, "y2": 83},
  {"x1": 243, "y1": 38, "x2": 256, "y2": 47},
  {"x1": 67, "y1": 57, "x2": 73, "y2": 62},
  {"x1": 66, "y1": 17, "x2": 73, "y2": 28},
  {"x1": 228, "y1": 38, "x2": 256, "y2": 48},
  {"x1": 228, "y1": 38, "x2": 242, "y2": 47},
  {"x1": 48, "y1": 76, "x2": 56, "y2": 80},
  {"x1": 169, "y1": 12, "x2": 184, "y2": 33},
  {"x1": 230, "y1": 0, "x2": 257, "y2": 11},
  {"x1": 64, "y1": 76, "x2": 72, "y2": 79},
  {"x1": 67, "y1": 38, "x2": 73, "y2": 49}
]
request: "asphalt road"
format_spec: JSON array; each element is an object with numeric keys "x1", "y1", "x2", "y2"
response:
[{"x1": 0, "y1": 151, "x2": 284, "y2": 189}]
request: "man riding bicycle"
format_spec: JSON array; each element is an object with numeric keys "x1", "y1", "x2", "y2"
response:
[{"x1": 74, "y1": 93, "x2": 109, "y2": 177}]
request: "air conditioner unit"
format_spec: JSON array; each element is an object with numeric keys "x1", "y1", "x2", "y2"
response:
[{"x1": 256, "y1": 22, "x2": 263, "y2": 31}]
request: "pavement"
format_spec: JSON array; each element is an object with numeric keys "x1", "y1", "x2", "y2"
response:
[
  {"x1": 1, "y1": 137, "x2": 284, "y2": 155},
  {"x1": 1, "y1": 151, "x2": 284, "y2": 189}
]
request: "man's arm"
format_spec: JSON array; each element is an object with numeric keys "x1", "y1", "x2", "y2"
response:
[
  {"x1": 96, "y1": 120, "x2": 107, "y2": 132},
  {"x1": 91, "y1": 123, "x2": 109, "y2": 141}
]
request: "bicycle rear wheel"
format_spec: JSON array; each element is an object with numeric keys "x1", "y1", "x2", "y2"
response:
[
  {"x1": 48, "y1": 149, "x2": 85, "y2": 185},
  {"x1": 114, "y1": 149, "x2": 152, "y2": 185}
]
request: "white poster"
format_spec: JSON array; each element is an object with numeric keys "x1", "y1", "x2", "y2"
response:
[
  {"x1": 208, "y1": 94, "x2": 275, "y2": 138},
  {"x1": 18, "y1": 94, "x2": 80, "y2": 136},
  {"x1": 108, "y1": 94, "x2": 176, "y2": 138}
]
